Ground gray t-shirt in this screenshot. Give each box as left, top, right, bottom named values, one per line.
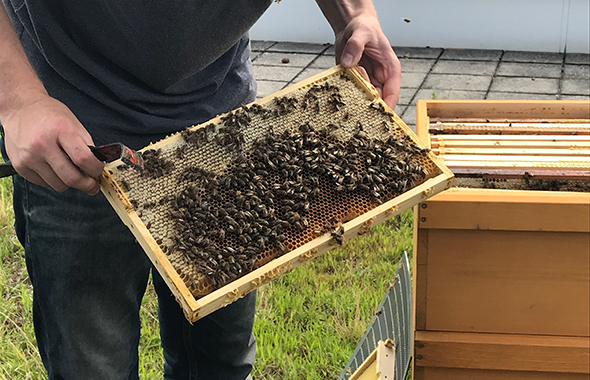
left=3, top=0, right=272, bottom=149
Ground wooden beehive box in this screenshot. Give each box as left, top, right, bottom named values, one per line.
left=412, top=100, right=590, bottom=379
left=99, top=66, right=453, bottom=322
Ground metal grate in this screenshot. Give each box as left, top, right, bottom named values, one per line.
left=338, top=252, right=412, bottom=380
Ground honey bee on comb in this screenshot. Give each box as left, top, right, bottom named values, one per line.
left=108, top=68, right=439, bottom=300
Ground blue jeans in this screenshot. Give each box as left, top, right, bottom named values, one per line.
left=12, top=175, right=257, bottom=380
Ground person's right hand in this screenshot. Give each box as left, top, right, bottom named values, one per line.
left=2, top=95, right=104, bottom=195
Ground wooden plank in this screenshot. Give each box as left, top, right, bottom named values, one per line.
left=430, top=122, right=590, bottom=128
left=428, top=187, right=590, bottom=204
left=414, top=331, right=590, bottom=373
left=440, top=154, right=590, bottom=162
left=349, top=348, right=378, bottom=380
left=416, top=99, right=431, bottom=147
left=424, top=100, right=590, bottom=120
left=429, top=123, right=590, bottom=135
left=423, top=229, right=590, bottom=336
left=412, top=205, right=425, bottom=379
left=415, top=366, right=590, bottom=380
left=431, top=139, right=590, bottom=149
left=419, top=189, right=590, bottom=232
left=431, top=134, right=590, bottom=142
left=432, top=119, right=590, bottom=124
left=450, top=168, right=590, bottom=180
left=444, top=160, right=590, bottom=171
left=413, top=207, right=428, bottom=331
left=433, top=147, right=590, bottom=156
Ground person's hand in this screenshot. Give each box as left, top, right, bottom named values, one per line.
left=2, top=95, right=104, bottom=195
left=335, top=14, right=401, bottom=109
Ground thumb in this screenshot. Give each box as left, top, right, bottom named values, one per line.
left=340, top=33, right=367, bottom=68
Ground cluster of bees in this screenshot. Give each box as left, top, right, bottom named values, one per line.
left=123, top=75, right=431, bottom=293
left=139, top=149, right=174, bottom=179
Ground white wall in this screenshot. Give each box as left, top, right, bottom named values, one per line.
left=250, top=0, right=590, bottom=53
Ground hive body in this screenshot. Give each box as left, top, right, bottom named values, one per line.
left=413, top=99, right=590, bottom=380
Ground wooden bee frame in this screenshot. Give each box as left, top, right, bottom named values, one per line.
left=413, top=99, right=590, bottom=379
left=100, top=67, right=453, bottom=322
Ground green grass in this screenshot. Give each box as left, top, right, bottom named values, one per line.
left=0, top=175, right=414, bottom=379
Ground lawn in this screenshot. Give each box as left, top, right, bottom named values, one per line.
left=0, top=175, right=413, bottom=380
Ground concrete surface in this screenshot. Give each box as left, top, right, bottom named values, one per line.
left=251, top=41, right=590, bottom=131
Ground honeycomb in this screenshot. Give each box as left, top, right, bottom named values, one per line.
left=109, top=68, right=442, bottom=298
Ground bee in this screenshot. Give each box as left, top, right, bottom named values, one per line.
left=119, top=179, right=131, bottom=192
left=331, top=224, right=345, bottom=245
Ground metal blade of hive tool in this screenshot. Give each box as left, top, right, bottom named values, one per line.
left=0, top=143, right=145, bottom=179
left=338, top=252, right=413, bottom=380
left=89, top=143, right=144, bottom=172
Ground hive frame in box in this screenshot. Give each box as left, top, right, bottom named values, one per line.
left=100, top=66, right=454, bottom=322
left=413, top=99, right=590, bottom=379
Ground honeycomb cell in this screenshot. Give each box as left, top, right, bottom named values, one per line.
left=110, top=71, right=442, bottom=298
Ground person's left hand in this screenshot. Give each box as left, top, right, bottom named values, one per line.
left=335, top=15, right=401, bottom=110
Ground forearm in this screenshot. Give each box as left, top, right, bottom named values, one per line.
left=0, top=5, right=47, bottom=121
left=315, top=0, right=378, bottom=34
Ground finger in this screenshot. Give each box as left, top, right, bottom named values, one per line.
left=356, top=63, right=383, bottom=99
left=46, top=148, right=100, bottom=194
left=21, top=161, right=69, bottom=192
left=15, top=166, right=51, bottom=189
left=340, top=31, right=370, bottom=68
left=382, top=76, right=400, bottom=110
left=59, top=133, right=104, bottom=179
left=379, top=59, right=401, bottom=109
left=356, top=65, right=371, bottom=82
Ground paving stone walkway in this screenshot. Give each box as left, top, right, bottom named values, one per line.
left=251, top=41, right=590, bottom=131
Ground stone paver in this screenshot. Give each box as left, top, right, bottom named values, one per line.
left=490, top=77, right=559, bottom=94
left=565, top=53, right=590, bottom=65
left=254, top=52, right=317, bottom=67
left=423, top=74, right=492, bottom=91
left=399, top=59, right=436, bottom=73
left=561, top=79, right=590, bottom=95
left=251, top=40, right=275, bottom=52
left=394, top=105, right=407, bottom=117
left=564, top=65, right=590, bottom=80
left=502, top=51, right=564, bottom=64
left=250, top=51, right=262, bottom=62
left=267, top=42, right=328, bottom=54
left=291, top=68, right=326, bottom=83
left=401, top=106, right=417, bottom=131
left=309, top=55, right=338, bottom=69
left=322, top=45, right=336, bottom=56
left=398, top=88, right=418, bottom=106
left=401, top=72, right=428, bottom=88
left=256, top=80, right=287, bottom=98
left=496, top=62, right=562, bottom=78
left=560, top=94, right=590, bottom=100
left=393, top=46, right=443, bottom=59
left=252, top=65, right=303, bottom=82
left=440, top=49, right=502, bottom=61
left=250, top=40, right=585, bottom=122
left=486, top=92, right=558, bottom=100
left=414, top=89, right=486, bottom=101
left=431, top=60, right=498, bottom=76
